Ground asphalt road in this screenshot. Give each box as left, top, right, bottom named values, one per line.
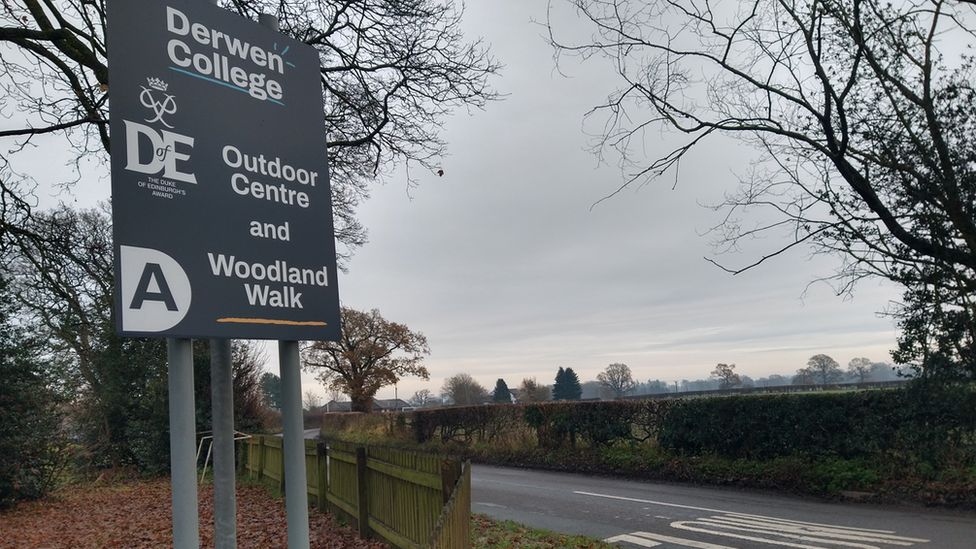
left=471, top=465, right=976, bottom=548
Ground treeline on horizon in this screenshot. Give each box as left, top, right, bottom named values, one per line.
left=423, top=357, right=909, bottom=408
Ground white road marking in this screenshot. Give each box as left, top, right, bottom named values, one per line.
left=723, top=512, right=898, bottom=535
left=603, top=534, right=663, bottom=547
left=671, top=517, right=929, bottom=549
left=474, top=502, right=507, bottom=509
left=672, top=521, right=866, bottom=549
left=575, top=490, right=929, bottom=549
left=700, top=516, right=927, bottom=544
left=676, top=520, right=882, bottom=549
left=603, top=532, right=735, bottom=549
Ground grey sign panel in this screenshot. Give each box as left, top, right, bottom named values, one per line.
left=108, top=0, right=340, bottom=340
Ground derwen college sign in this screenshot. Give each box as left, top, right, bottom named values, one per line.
left=108, top=0, right=340, bottom=340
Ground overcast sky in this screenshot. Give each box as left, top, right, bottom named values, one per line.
left=30, top=0, right=902, bottom=402
left=333, top=0, right=901, bottom=401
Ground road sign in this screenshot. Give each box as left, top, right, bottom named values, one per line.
left=108, top=0, right=340, bottom=340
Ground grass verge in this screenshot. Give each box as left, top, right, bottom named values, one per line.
left=472, top=513, right=614, bottom=548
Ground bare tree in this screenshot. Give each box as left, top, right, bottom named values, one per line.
left=408, top=388, right=434, bottom=407
left=710, top=363, right=742, bottom=390
left=551, top=0, right=976, bottom=376
left=517, top=377, right=551, bottom=403
left=597, top=363, right=637, bottom=398
left=441, top=373, right=488, bottom=406
left=302, top=307, right=430, bottom=413
left=303, top=390, right=323, bottom=411
left=6, top=205, right=114, bottom=394
left=798, top=354, right=844, bottom=385
left=848, top=357, right=874, bottom=383
left=327, top=386, right=345, bottom=404
left=0, top=0, right=500, bottom=261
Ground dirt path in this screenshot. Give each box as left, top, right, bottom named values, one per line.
left=0, top=478, right=386, bottom=548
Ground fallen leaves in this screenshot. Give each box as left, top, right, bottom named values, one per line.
left=0, top=478, right=387, bottom=548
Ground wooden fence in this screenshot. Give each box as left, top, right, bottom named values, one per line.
left=243, top=436, right=470, bottom=549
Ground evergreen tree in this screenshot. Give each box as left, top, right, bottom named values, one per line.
left=492, top=378, right=512, bottom=403
left=563, top=368, right=583, bottom=400
left=0, top=274, right=63, bottom=507
left=552, top=367, right=567, bottom=400
left=261, top=372, right=283, bottom=409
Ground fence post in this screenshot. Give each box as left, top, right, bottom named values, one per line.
left=246, top=439, right=253, bottom=479
left=257, top=436, right=266, bottom=483
left=279, top=443, right=286, bottom=496
left=355, top=446, right=370, bottom=538
left=441, top=459, right=462, bottom=504
left=317, top=443, right=328, bottom=513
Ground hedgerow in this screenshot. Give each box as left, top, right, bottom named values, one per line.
left=406, top=384, right=976, bottom=465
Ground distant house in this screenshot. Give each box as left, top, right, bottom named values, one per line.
left=321, top=398, right=411, bottom=413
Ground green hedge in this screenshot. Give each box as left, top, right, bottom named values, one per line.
left=659, top=383, right=976, bottom=461
left=408, top=384, right=976, bottom=464
left=412, top=400, right=675, bottom=449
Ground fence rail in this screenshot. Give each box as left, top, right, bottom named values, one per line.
left=243, top=435, right=470, bottom=549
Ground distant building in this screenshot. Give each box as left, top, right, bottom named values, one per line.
left=320, top=398, right=411, bottom=413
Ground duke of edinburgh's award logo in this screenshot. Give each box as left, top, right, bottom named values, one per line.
left=140, top=77, right=177, bottom=128
left=123, top=76, right=196, bottom=184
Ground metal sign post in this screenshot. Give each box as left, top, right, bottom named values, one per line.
left=279, top=340, right=310, bottom=549
left=167, top=338, right=199, bottom=549
left=210, top=338, right=236, bottom=548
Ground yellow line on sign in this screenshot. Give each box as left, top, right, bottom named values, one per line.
left=216, top=317, right=327, bottom=327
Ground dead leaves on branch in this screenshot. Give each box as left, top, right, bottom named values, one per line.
left=0, top=478, right=385, bottom=548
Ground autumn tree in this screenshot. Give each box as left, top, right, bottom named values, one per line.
left=597, top=363, right=637, bottom=398
left=517, top=377, right=551, bottom=403
left=441, top=373, right=488, bottom=406
left=303, top=307, right=430, bottom=413
left=798, top=354, right=844, bottom=385
left=492, top=379, right=513, bottom=403
left=710, top=363, right=742, bottom=390
left=0, top=0, right=499, bottom=262
left=551, top=0, right=976, bottom=379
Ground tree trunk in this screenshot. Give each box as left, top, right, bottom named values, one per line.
left=350, top=394, right=373, bottom=413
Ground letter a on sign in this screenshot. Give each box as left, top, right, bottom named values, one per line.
left=130, top=263, right=179, bottom=311
left=119, top=245, right=192, bottom=332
